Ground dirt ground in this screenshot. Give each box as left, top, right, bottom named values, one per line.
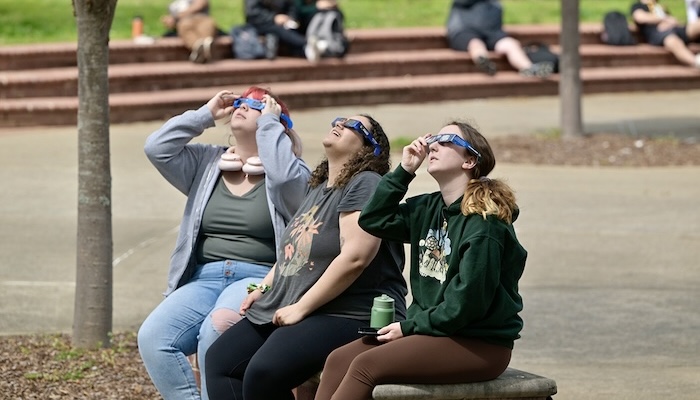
left=2, top=132, right=699, bottom=399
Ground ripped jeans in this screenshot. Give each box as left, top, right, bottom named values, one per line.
left=138, top=260, right=269, bottom=400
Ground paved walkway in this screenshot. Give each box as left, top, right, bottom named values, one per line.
left=1, top=90, right=699, bottom=399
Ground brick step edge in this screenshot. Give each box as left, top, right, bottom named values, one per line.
left=0, top=23, right=608, bottom=70
left=2, top=66, right=699, bottom=128
left=0, top=45, right=688, bottom=100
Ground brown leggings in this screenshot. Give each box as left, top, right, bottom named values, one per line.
left=314, top=335, right=511, bottom=400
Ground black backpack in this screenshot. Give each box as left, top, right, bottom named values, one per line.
left=601, top=11, right=637, bottom=46
left=305, top=10, right=349, bottom=57
left=230, top=24, right=266, bottom=59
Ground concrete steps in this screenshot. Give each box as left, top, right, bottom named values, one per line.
left=1, top=24, right=698, bottom=127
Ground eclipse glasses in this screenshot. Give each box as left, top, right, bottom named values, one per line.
left=233, top=97, right=294, bottom=129
left=426, top=134, right=482, bottom=162
left=331, top=117, right=381, bottom=156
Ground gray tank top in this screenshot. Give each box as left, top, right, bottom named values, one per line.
left=195, top=177, right=276, bottom=266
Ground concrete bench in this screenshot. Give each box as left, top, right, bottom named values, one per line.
left=294, top=367, right=557, bottom=400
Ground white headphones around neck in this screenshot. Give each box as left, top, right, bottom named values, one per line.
left=218, top=148, right=265, bottom=175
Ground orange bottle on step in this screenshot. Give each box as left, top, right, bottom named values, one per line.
left=132, top=16, right=144, bottom=39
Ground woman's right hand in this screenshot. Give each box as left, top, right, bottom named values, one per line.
left=207, top=90, right=236, bottom=121
left=401, top=134, right=430, bottom=174
left=377, top=322, right=404, bottom=342
left=161, top=15, right=176, bottom=29
left=239, top=290, right=263, bottom=315
left=658, top=16, right=678, bottom=31
left=274, top=13, right=291, bottom=26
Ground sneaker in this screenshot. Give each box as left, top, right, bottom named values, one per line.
left=265, top=34, right=278, bottom=60
left=189, top=39, right=206, bottom=64
left=201, top=36, right=214, bottom=63
left=520, top=62, right=553, bottom=78
left=317, top=39, right=329, bottom=55
left=305, top=36, right=321, bottom=63
left=534, top=61, right=554, bottom=78
left=475, top=55, right=497, bottom=76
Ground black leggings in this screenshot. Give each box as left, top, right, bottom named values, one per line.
left=315, top=335, right=512, bottom=400
left=205, top=315, right=365, bottom=400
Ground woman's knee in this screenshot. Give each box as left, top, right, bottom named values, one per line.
left=137, top=313, right=160, bottom=349
left=211, top=307, right=243, bottom=333
left=198, top=308, right=242, bottom=354
left=494, top=36, right=521, bottom=53
left=663, top=33, right=686, bottom=49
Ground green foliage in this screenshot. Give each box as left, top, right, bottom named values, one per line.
left=391, top=136, right=414, bottom=153
left=535, top=127, right=562, bottom=139
left=0, top=0, right=690, bottom=45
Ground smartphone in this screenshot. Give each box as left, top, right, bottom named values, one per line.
left=357, top=327, right=380, bottom=336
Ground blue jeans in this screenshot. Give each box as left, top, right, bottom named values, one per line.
left=137, top=260, right=269, bottom=400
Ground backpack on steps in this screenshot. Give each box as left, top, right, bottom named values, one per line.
left=305, top=9, right=349, bottom=57
left=231, top=24, right=266, bottom=59
left=601, top=11, right=637, bottom=46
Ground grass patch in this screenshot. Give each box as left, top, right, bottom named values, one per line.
left=391, top=136, right=414, bottom=153
left=0, top=0, right=689, bottom=45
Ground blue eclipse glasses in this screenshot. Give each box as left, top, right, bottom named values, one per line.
left=233, top=97, right=294, bottom=129
left=426, top=134, right=482, bottom=162
left=331, top=117, right=381, bottom=156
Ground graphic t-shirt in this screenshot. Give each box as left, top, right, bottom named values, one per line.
left=246, top=171, right=408, bottom=324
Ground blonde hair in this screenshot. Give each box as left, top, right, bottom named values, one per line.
left=461, top=178, right=517, bottom=224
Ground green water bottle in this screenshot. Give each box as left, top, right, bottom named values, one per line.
left=370, top=294, right=395, bottom=328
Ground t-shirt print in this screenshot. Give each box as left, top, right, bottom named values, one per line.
left=280, top=205, right=323, bottom=276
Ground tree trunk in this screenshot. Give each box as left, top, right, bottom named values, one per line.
left=560, top=0, right=584, bottom=138
left=72, top=0, right=117, bottom=349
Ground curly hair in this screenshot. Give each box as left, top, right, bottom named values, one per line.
left=445, top=120, right=519, bottom=223
left=309, top=114, right=391, bottom=189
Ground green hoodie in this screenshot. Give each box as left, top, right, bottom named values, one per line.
left=358, top=165, right=527, bottom=349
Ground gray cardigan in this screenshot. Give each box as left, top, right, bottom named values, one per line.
left=144, top=105, right=311, bottom=295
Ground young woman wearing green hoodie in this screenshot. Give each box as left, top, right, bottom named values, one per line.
left=315, top=120, right=527, bottom=400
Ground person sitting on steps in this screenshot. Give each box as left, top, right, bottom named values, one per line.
left=245, top=0, right=330, bottom=62
left=631, top=0, right=700, bottom=69
left=161, top=0, right=218, bottom=63
left=446, top=0, right=553, bottom=78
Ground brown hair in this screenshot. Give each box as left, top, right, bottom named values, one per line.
left=446, top=120, right=518, bottom=223
left=309, top=114, right=391, bottom=188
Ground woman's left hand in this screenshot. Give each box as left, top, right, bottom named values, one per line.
left=376, top=322, right=404, bottom=342
left=262, top=94, right=282, bottom=118
left=272, top=304, right=307, bottom=326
